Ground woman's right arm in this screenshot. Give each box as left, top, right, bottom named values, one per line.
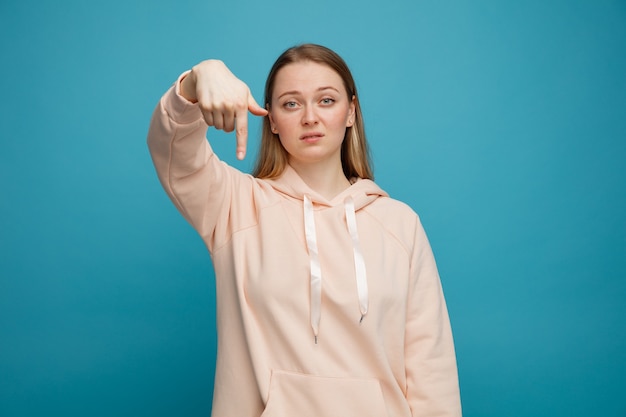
left=146, top=60, right=267, bottom=247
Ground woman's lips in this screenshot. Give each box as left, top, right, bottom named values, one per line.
left=300, top=132, right=324, bottom=142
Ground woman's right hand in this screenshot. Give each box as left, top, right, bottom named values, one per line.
left=180, top=60, right=268, bottom=160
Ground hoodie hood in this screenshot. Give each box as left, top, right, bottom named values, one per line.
left=266, top=164, right=388, bottom=210
left=266, top=165, right=388, bottom=343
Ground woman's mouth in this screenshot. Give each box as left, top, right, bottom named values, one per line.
left=300, top=132, right=324, bottom=143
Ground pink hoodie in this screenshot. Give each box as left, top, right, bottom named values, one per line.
left=147, top=74, right=462, bottom=417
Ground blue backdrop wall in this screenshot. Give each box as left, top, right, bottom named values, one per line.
left=1, top=1, right=625, bottom=416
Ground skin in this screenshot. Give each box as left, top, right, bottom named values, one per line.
left=180, top=59, right=355, bottom=199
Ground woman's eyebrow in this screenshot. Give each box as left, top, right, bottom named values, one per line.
left=277, top=86, right=340, bottom=100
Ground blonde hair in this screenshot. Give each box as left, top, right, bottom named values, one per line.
left=252, top=44, right=373, bottom=180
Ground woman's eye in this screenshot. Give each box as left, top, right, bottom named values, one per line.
left=283, top=101, right=298, bottom=109
left=320, top=98, right=335, bottom=105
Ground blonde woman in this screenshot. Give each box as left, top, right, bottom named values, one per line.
left=148, top=44, right=461, bottom=417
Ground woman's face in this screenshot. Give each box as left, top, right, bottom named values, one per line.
left=269, top=61, right=355, bottom=167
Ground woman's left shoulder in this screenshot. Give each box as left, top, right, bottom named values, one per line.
left=368, top=194, right=419, bottom=221
left=362, top=195, right=423, bottom=245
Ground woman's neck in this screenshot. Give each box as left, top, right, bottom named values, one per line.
left=288, top=158, right=351, bottom=201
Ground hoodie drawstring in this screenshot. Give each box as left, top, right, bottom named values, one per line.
left=344, top=196, right=369, bottom=322
left=303, top=195, right=369, bottom=343
left=303, top=195, right=322, bottom=343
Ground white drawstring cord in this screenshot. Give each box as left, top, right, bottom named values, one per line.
left=344, top=196, right=369, bottom=322
left=303, top=195, right=369, bottom=343
left=303, top=195, right=322, bottom=343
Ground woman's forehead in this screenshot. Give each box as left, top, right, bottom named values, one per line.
left=273, top=61, right=345, bottom=95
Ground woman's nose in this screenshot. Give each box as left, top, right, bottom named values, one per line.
left=301, top=105, right=319, bottom=125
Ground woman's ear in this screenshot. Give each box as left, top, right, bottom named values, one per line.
left=346, top=95, right=356, bottom=127
left=268, top=109, right=278, bottom=133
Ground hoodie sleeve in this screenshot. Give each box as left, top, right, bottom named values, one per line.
left=146, top=72, right=256, bottom=252
left=405, top=217, right=462, bottom=417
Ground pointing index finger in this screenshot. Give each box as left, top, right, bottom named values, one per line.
left=235, top=105, right=249, bottom=160
left=235, top=92, right=269, bottom=160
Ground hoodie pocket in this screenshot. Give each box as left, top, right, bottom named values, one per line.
left=260, top=370, right=389, bottom=417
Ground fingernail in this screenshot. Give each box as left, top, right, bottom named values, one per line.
left=237, top=151, right=244, bottom=160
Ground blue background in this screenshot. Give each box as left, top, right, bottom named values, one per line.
left=1, top=0, right=625, bottom=416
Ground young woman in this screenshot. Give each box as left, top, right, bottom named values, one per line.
left=147, top=44, right=462, bottom=417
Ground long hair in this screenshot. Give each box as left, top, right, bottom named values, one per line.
left=252, top=44, right=373, bottom=180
